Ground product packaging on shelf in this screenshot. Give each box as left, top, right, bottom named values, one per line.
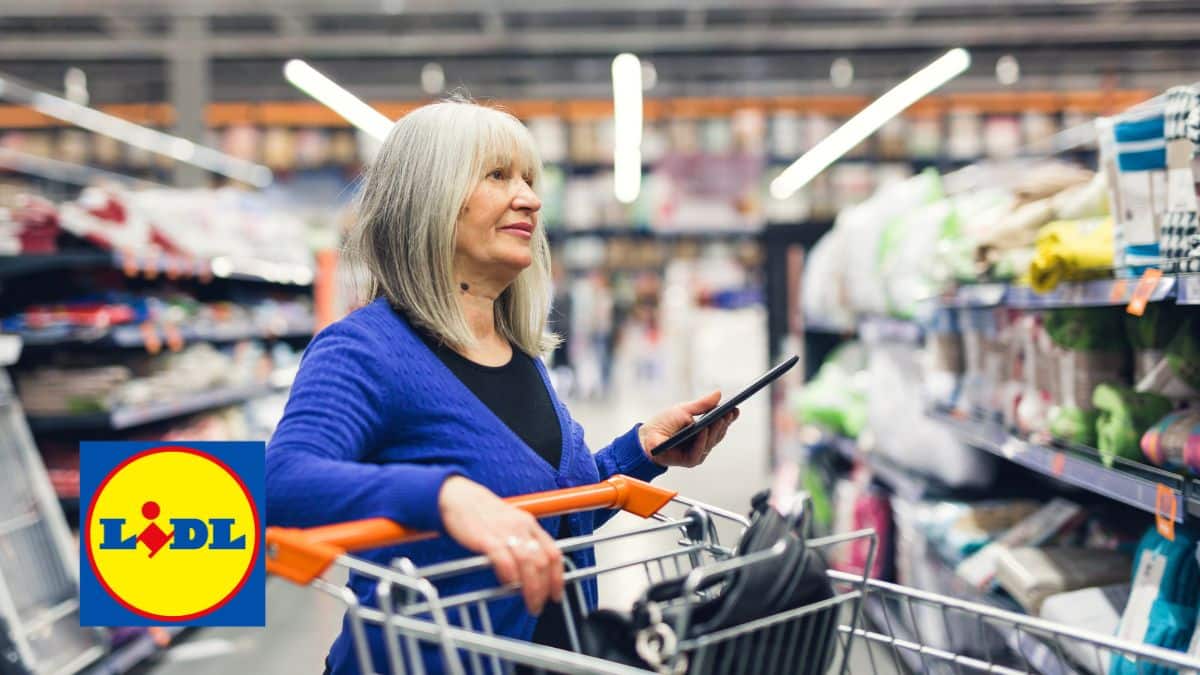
left=992, top=546, right=1132, bottom=615
left=955, top=498, right=1084, bottom=591
left=1111, top=527, right=1200, bottom=675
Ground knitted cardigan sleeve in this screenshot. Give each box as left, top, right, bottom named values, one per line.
left=265, top=320, right=460, bottom=533
left=585, top=421, right=668, bottom=529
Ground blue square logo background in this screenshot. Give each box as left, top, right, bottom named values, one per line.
left=79, top=441, right=265, bottom=627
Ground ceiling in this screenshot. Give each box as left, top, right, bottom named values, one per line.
left=0, top=0, right=1196, bottom=103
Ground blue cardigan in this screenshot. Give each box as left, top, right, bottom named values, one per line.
left=266, top=298, right=666, bottom=674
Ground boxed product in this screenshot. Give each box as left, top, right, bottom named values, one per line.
left=956, top=498, right=1084, bottom=590
left=993, top=547, right=1132, bottom=614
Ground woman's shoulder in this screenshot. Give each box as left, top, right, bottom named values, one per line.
left=309, top=298, right=418, bottom=355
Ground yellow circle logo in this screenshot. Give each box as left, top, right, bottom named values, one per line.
left=85, top=447, right=260, bottom=622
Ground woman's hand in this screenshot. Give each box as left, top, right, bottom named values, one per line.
left=437, top=476, right=564, bottom=615
left=639, top=390, right=740, bottom=467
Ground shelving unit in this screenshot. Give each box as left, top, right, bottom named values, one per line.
left=0, top=250, right=314, bottom=287
left=929, top=408, right=1194, bottom=524
left=16, top=322, right=313, bottom=351
left=27, top=376, right=294, bottom=433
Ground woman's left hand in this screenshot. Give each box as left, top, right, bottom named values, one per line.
left=639, top=390, right=739, bottom=468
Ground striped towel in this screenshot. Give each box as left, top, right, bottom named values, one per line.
left=1114, top=109, right=1167, bottom=275
left=1162, top=86, right=1200, bottom=273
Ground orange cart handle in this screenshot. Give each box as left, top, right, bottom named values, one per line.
left=266, top=474, right=677, bottom=584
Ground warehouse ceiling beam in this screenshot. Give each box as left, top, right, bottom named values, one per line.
left=0, top=16, right=1198, bottom=59
left=0, top=0, right=1183, bottom=15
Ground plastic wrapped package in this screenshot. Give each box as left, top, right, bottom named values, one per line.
left=1040, top=584, right=1131, bottom=675
left=878, top=197, right=956, bottom=319
left=801, top=227, right=855, bottom=331
left=1140, top=410, right=1200, bottom=474
left=1027, top=218, right=1115, bottom=293
left=924, top=308, right=963, bottom=407
left=955, top=498, right=1084, bottom=591
left=992, top=547, right=1132, bottom=615
left=1110, top=527, right=1200, bottom=675
left=1092, top=384, right=1173, bottom=467
left=865, top=341, right=996, bottom=487
left=840, top=170, right=943, bottom=317
left=1051, top=173, right=1111, bottom=220
left=1126, top=304, right=1182, bottom=385
left=959, top=307, right=1009, bottom=416
left=910, top=499, right=1042, bottom=566
left=793, top=342, right=868, bottom=438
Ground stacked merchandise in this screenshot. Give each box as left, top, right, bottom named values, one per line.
left=0, top=193, right=61, bottom=254
left=51, top=186, right=313, bottom=272
left=2, top=293, right=313, bottom=345
left=797, top=83, right=1200, bottom=675
left=15, top=339, right=299, bottom=417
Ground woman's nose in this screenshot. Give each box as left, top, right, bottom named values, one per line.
left=513, top=180, right=541, bottom=213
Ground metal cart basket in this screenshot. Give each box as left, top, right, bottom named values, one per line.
left=266, top=476, right=1200, bottom=675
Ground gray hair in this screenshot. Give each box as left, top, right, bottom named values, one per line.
left=347, top=98, right=558, bottom=356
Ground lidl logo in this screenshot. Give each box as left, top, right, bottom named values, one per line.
left=80, top=442, right=265, bottom=626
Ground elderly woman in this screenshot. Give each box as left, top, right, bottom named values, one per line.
left=266, top=99, right=738, bottom=674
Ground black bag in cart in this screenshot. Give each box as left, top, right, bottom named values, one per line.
left=578, top=492, right=837, bottom=674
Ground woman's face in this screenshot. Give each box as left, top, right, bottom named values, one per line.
left=454, top=156, right=542, bottom=282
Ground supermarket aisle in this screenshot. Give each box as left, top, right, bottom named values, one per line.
left=140, top=391, right=773, bottom=674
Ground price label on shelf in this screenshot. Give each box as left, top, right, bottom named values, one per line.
left=121, top=250, right=139, bottom=278
left=1127, top=268, right=1164, bottom=317
left=162, top=323, right=184, bottom=353
left=143, top=255, right=160, bottom=280
left=1051, top=452, right=1066, bottom=477
left=1109, top=279, right=1129, bottom=303
left=139, top=322, right=162, bottom=355
left=1156, top=484, right=1177, bottom=541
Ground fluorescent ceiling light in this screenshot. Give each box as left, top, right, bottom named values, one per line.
left=284, top=59, right=393, bottom=141
left=771, top=48, right=971, bottom=200
left=611, top=52, right=643, bottom=204
left=0, top=73, right=272, bottom=187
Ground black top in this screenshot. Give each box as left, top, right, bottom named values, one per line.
left=415, top=328, right=575, bottom=653
left=417, top=331, right=563, bottom=470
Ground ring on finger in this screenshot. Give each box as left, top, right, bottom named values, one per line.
left=506, top=535, right=526, bottom=549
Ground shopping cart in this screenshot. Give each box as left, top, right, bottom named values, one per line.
left=833, top=570, right=1200, bottom=675
left=266, top=475, right=876, bottom=675
left=266, top=475, right=1200, bottom=675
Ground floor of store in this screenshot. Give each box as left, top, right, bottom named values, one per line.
left=138, top=392, right=774, bottom=674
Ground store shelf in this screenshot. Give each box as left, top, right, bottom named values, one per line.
left=819, top=433, right=943, bottom=502
left=0, top=251, right=314, bottom=287
left=18, top=322, right=313, bottom=350
left=26, top=378, right=291, bottom=433
left=1005, top=276, right=1176, bottom=309
left=942, top=283, right=1009, bottom=308
left=547, top=227, right=763, bottom=242
left=1178, top=274, right=1200, bottom=305
left=930, top=408, right=1194, bottom=523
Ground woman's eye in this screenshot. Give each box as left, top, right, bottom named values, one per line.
left=523, top=175, right=534, bottom=187
left=489, top=169, right=505, bottom=180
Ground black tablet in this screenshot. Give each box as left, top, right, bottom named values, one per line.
left=650, top=355, right=799, bottom=456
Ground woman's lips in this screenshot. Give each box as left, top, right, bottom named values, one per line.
left=499, top=223, right=533, bottom=239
